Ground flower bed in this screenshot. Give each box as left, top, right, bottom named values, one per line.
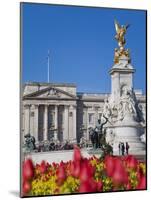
left=22, top=146, right=146, bottom=196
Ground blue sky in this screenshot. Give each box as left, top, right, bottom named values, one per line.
left=22, top=3, right=146, bottom=93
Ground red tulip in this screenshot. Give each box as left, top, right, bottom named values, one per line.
left=73, top=145, right=82, bottom=162
left=79, top=182, right=92, bottom=193
left=80, top=166, right=91, bottom=182
left=125, top=155, right=138, bottom=169
left=97, top=181, right=103, bottom=191
left=79, top=161, right=95, bottom=182
left=40, top=160, right=47, bottom=174
left=52, top=162, right=56, bottom=168
left=60, top=160, right=64, bottom=167
left=23, top=159, right=34, bottom=181
left=79, top=179, right=97, bottom=193
left=56, top=165, right=66, bottom=185
left=23, top=181, right=31, bottom=194
left=90, top=179, right=98, bottom=192
left=71, top=161, right=81, bottom=178
left=126, top=182, right=132, bottom=190
left=104, top=155, right=116, bottom=177
left=136, top=176, right=146, bottom=190
left=136, top=167, right=144, bottom=182
left=112, top=158, right=128, bottom=185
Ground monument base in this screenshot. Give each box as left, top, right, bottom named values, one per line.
left=112, top=117, right=145, bottom=156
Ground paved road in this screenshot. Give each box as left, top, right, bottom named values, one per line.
left=24, top=149, right=146, bottom=164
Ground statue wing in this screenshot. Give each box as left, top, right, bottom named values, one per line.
left=125, top=24, right=130, bottom=30
left=114, top=19, right=121, bottom=33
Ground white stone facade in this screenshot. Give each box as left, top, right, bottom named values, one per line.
left=21, top=82, right=146, bottom=145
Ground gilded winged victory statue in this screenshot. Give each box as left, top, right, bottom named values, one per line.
left=114, top=20, right=130, bottom=63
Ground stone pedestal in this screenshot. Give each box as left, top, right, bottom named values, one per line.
left=113, top=115, right=145, bottom=155
left=107, top=53, right=146, bottom=156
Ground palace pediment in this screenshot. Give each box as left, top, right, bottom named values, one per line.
left=23, top=86, right=77, bottom=100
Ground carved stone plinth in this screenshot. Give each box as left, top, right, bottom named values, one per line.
left=113, top=116, right=145, bottom=155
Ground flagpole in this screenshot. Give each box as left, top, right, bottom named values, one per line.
left=47, top=50, right=50, bottom=83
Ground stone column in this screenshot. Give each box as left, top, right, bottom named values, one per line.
left=64, top=105, right=69, bottom=140
left=69, top=105, right=76, bottom=141
left=86, top=107, right=89, bottom=141
left=24, top=104, right=30, bottom=135
left=83, top=107, right=87, bottom=140
left=72, top=105, right=77, bottom=141
left=34, top=105, right=39, bottom=143
left=54, top=105, right=58, bottom=141
left=44, top=105, right=48, bottom=141
left=30, top=105, right=35, bottom=137
left=95, top=107, right=98, bottom=126
left=21, top=107, right=25, bottom=141
left=111, top=72, right=120, bottom=102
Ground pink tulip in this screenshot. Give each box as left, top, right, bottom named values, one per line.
left=136, top=176, right=146, bottom=190
left=79, top=179, right=97, bottom=193
left=56, top=165, right=66, bottom=185
left=97, top=180, right=103, bottom=191
left=104, top=155, right=117, bottom=177
left=40, top=160, right=47, bottom=174
left=23, top=159, right=34, bottom=181
left=71, top=161, right=81, bottom=178
left=125, top=155, right=138, bottom=169
left=23, top=180, right=31, bottom=194
left=112, top=158, right=128, bottom=185
left=73, top=145, right=82, bottom=162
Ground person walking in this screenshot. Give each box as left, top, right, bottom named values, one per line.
left=118, top=142, right=121, bottom=155
left=121, top=143, right=125, bottom=156
left=126, top=142, right=130, bottom=155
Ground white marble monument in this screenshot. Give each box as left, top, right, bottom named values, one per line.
left=103, top=20, right=146, bottom=155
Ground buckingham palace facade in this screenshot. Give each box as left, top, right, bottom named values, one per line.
left=22, top=82, right=146, bottom=145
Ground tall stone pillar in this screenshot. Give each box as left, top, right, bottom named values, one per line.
left=54, top=105, right=58, bottom=141
left=64, top=105, right=69, bottom=140
left=69, top=105, right=76, bottom=141
left=30, top=105, right=35, bottom=137
left=34, top=105, right=39, bottom=143
left=72, top=105, right=77, bottom=141
left=44, top=105, right=48, bottom=141
left=94, top=107, right=98, bottom=126
left=86, top=108, right=89, bottom=141
left=83, top=107, right=88, bottom=141
left=24, top=104, right=30, bottom=135
left=109, top=56, right=135, bottom=103
left=111, top=72, right=120, bottom=102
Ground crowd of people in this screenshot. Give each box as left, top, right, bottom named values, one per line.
left=36, top=141, right=74, bottom=152
left=24, top=133, right=130, bottom=156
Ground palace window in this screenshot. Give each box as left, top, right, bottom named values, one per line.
left=88, top=113, right=94, bottom=124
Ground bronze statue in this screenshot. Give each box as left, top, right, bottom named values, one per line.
left=24, top=133, right=36, bottom=152
left=89, top=115, right=108, bottom=149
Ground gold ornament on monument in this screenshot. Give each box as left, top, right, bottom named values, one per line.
left=114, top=19, right=131, bottom=64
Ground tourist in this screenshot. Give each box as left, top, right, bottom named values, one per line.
left=126, top=142, right=130, bottom=155
left=121, top=143, right=125, bottom=156
left=118, top=142, right=121, bottom=155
